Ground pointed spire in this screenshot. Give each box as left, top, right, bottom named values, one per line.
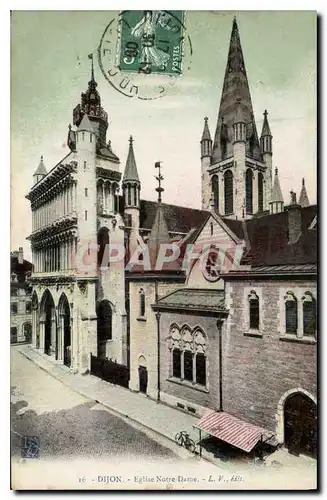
left=270, top=167, right=283, bottom=203
left=212, top=17, right=261, bottom=162
left=201, top=117, right=212, bottom=141
left=148, top=202, right=175, bottom=270
left=78, top=113, right=94, bottom=133
left=123, top=136, right=140, bottom=182
left=88, top=53, right=95, bottom=83
left=148, top=203, right=170, bottom=248
left=299, top=177, right=310, bottom=207
left=234, top=98, right=246, bottom=124
left=261, top=110, right=272, bottom=137
left=33, top=155, right=47, bottom=176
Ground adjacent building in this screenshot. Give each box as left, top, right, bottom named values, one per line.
left=10, top=248, right=33, bottom=344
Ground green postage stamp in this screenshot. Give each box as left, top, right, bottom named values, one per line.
left=117, top=11, right=185, bottom=76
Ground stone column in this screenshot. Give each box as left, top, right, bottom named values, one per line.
left=102, top=184, right=106, bottom=213
left=298, top=301, right=304, bottom=339
left=181, top=351, right=185, bottom=380
left=63, top=240, right=66, bottom=270
left=68, top=239, right=71, bottom=270
left=39, top=319, right=45, bottom=353
left=192, top=352, right=196, bottom=384
left=253, top=170, right=258, bottom=215
left=50, top=307, right=57, bottom=357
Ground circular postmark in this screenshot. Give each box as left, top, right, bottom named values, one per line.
left=97, top=10, right=193, bottom=100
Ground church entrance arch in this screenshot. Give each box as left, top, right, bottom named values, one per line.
left=138, top=355, right=148, bottom=394
left=97, top=300, right=112, bottom=358
left=284, top=392, right=317, bottom=458
left=58, top=293, right=71, bottom=367
left=40, top=290, right=56, bottom=357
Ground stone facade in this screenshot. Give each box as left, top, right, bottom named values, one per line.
left=128, top=280, right=181, bottom=399
left=159, top=311, right=222, bottom=417
left=223, top=278, right=317, bottom=440
left=10, top=249, right=33, bottom=344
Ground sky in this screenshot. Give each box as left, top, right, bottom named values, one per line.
left=10, top=10, right=317, bottom=261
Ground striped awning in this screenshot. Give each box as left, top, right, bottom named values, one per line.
left=194, top=411, right=275, bottom=453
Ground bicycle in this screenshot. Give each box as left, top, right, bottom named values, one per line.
left=174, top=430, right=196, bottom=453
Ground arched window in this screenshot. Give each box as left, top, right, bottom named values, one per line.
left=258, top=172, right=264, bottom=212
left=169, top=325, right=207, bottom=387
left=211, top=175, right=219, bottom=211
left=302, top=292, right=316, bottom=337
left=127, top=184, right=132, bottom=205
left=246, top=169, right=253, bottom=215
left=224, top=170, right=233, bottom=215
left=139, top=288, right=145, bottom=317
left=183, top=350, right=193, bottom=382
left=249, top=135, right=254, bottom=157
left=172, top=348, right=181, bottom=378
left=285, top=292, right=298, bottom=334
left=97, top=227, right=110, bottom=268
left=97, top=300, right=112, bottom=342
left=133, top=185, right=137, bottom=206
left=220, top=138, right=227, bottom=159
left=248, top=290, right=259, bottom=329
left=196, top=353, right=206, bottom=385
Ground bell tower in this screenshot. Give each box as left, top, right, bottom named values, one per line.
left=73, top=55, right=108, bottom=147
left=201, top=17, right=269, bottom=220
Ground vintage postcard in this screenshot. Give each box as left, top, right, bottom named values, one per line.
left=10, top=9, right=317, bottom=491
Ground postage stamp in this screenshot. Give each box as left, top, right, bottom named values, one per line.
left=98, top=10, right=192, bottom=100
left=117, top=11, right=185, bottom=76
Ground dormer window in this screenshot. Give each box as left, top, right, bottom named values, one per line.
left=11, top=273, right=18, bottom=283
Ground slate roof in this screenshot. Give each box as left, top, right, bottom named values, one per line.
left=139, top=200, right=209, bottom=234
left=154, top=289, right=226, bottom=312
left=120, top=195, right=316, bottom=271
left=33, top=156, right=47, bottom=176
left=212, top=17, right=261, bottom=163
left=221, top=205, right=317, bottom=267
left=123, top=137, right=139, bottom=182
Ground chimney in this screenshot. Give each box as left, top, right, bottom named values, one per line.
left=285, top=192, right=302, bottom=245
left=18, top=247, right=24, bottom=264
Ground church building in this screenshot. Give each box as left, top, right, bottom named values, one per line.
left=26, top=17, right=317, bottom=459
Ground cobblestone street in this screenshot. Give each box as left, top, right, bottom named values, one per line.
left=11, top=347, right=178, bottom=462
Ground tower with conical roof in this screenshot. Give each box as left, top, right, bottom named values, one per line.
left=122, top=136, right=141, bottom=232
left=73, top=56, right=109, bottom=148
left=260, top=109, right=273, bottom=207
left=33, top=156, right=47, bottom=185
left=298, top=178, right=310, bottom=208
left=200, top=117, right=213, bottom=209
left=269, top=168, right=284, bottom=214
left=201, top=17, right=273, bottom=219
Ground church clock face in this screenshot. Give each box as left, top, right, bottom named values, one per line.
left=202, top=249, right=220, bottom=282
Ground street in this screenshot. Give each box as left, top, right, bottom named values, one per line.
left=11, top=348, right=178, bottom=462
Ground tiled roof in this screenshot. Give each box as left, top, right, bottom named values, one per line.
left=222, top=263, right=317, bottom=278
left=155, top=288, right=226, bottom=312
